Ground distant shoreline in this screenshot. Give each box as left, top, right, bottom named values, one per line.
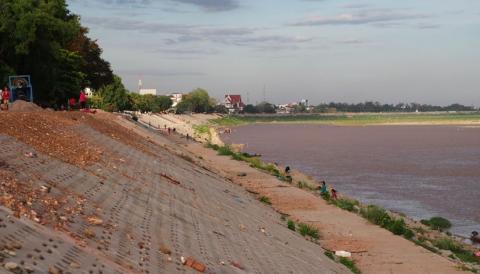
left=211, top=112, right=480, bottom=127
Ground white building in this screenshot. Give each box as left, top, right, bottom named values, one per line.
left=139, top=89, right=158, bottom=96
left=169, top=93, right=183, bottom=107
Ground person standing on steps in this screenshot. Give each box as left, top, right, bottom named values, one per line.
left=2, top=86, right=10, bottom=110
left=331, top=188, right=338, bottom=200
left=79, top=90, right=87, bottom=109
left=320, top=181, right=328, bottom=195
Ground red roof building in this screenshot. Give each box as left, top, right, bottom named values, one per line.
left=224, top=95, right=245, bottom=113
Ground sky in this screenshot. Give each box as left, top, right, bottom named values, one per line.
left=67, top=0, right=480, bottom=106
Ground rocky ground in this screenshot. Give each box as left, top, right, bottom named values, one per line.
left=0, top=110, right=348, bottom=274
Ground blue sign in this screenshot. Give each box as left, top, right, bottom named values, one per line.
left=8, top=75, right=33, bottom=102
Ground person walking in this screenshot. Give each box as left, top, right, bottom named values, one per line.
left=331, top=189, right=338, bottom=200
left=1, top=86, right=10, bottom=110
left=320, top=181, right=328, bottom=195
left=79, top=90, right=87, bottom=109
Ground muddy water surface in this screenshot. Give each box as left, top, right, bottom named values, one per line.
left=222, top=124, right=480, bottom=237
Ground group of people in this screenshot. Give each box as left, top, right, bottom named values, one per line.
left=320, top=181, right=337, bottom=199
left=284, top=165, right=338, bottom=200
left=1, top=86, right=10, bottom=110
left=67, top=90, right=87, bottom=110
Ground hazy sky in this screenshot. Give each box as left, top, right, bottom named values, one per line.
left=68, top=0, right=480, bottom=106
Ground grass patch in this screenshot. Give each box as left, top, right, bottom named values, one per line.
left=287, top=220, right=296, bottom=231
left=259, top=196, right=272, bottom=205
left=412, top=226, right=427, bottom=234
left=413, top=239, right=440, bottom=254
left=217, top=145, right=235, bottom=156
left=297, top=181, right=308, bottom=189
left=298, top=223, right=320, bottom=239
left=420, top=216, right=452, bottom=231
left=339, top=257, right=362, bottom=274
left=193, top=124, right=210, bottom=135
left=331, top=198, right=359, bottom=212
left=205, top=142, right=220, bottom=150
left=433, top=237, right=479, bottom=264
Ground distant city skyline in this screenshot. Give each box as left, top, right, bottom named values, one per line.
left=68, top=0, right=480, bottom=106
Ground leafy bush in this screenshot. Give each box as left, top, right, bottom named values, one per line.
left=339, top=257, right=361, bottom=274
left=259, top=196, right=271, bottom=205
left=420, top=217, right=452, bottom=231
left=287, top=220, right=296, bottom=231
left=388, top=219, right=407, bottom=235
left=360, top=205, right=389, bottom=225
left=403, top=229, right=414, bottom=239
left=298, top=223, right=319, bottom=239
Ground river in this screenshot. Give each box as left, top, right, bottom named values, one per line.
left=222, top=124, right=480, bottom=238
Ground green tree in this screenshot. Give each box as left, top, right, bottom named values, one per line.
left=97, top=75, right=130, bottom=112
left=67, top=27, right=113, bottom=90
left=0, top=0, right=112, bottom=106
left=176, top=88, right=215, bottom=113
left=243, top=104, right=258, bottom=113
left=256, top=102, right=276, bottom=113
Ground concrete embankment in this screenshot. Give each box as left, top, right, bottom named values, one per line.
left=0, top=110, right=347, bottom=274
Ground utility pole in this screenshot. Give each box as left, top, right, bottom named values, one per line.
left=263, top=84, right=266, bottom=102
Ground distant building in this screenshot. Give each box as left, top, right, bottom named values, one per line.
left=169, top=93, right=183, bottom=107
left=224, top=95, right=245, bottom=114
left=139, top=89, right=158, bottom=96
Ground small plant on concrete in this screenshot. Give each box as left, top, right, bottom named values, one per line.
left=324, top=251, right=334, bottom=260
left=287, top=220, right=296, bottom=231
left=259, top=196, right=272, bottom=205
left=339, top=257, right=361, bottom=274
left=298, top=223, right=319, bottom=239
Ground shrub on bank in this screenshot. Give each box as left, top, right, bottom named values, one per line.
left=421, top=217, right=452, bottom=231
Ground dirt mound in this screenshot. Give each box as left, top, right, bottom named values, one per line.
left=0, top=112, right=102, bottom=166
left=9, top=100, right=43, bottom=112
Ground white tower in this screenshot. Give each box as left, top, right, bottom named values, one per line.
left=138, top=79, right=143, bottom=92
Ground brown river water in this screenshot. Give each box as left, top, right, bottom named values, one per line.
left=222, top=124, right=480, bottom=238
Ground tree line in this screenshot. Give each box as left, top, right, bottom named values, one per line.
left=242, top=101, right=477, bottom=114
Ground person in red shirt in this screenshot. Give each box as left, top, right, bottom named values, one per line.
left=68, top=98, right=76, bottom=111
left=2, top=86, right=10, bottom=110
left=79, top=90, right=86, bottom=109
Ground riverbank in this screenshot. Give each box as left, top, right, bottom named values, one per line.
left=135, top=113, right=480, bottom=273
